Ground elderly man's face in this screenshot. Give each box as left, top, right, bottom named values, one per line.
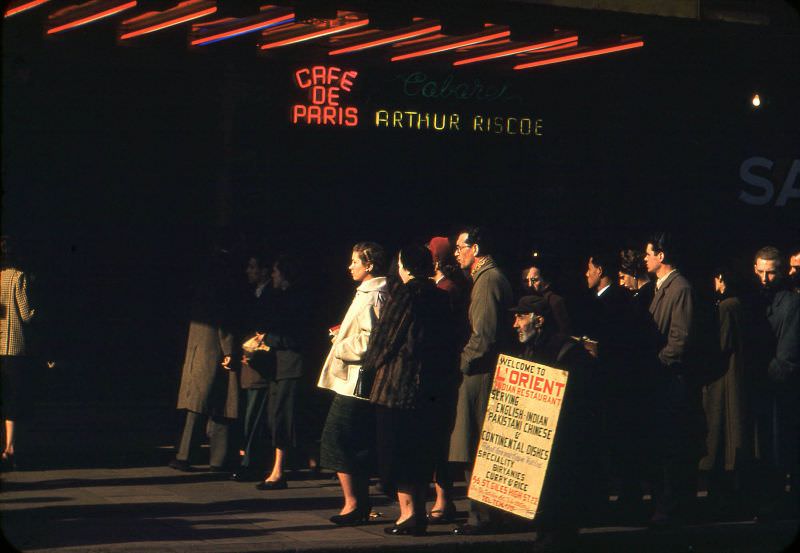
left=454, top=232, right=476, bottom=270
left=513, top=312, right=539, bottom=343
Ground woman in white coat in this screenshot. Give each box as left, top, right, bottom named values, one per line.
left=318, top=242, right=388, bottom=525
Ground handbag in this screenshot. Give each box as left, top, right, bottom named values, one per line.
left=352, top=366, right=375, bottom=400
left=242, top=334, right=275, bottom=379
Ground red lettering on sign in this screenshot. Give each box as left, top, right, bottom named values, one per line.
left=291, top=65, right=359, bottom=127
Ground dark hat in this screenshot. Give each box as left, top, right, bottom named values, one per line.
left=509, top=295, right=550, bottom=316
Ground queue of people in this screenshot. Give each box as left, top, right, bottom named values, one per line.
left=159, top=230, right=798, bottom=546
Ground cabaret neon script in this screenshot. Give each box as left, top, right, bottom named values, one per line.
left=291, top=66, right=359, bottom=127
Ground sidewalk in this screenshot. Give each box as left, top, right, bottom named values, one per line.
left=2, top=463, right=798, bottom=553
left=1, top=403, right=798, bottom=552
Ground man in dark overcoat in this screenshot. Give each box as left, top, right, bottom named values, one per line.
left=643, top=232, right=700, bottom=526
left=170, top=253, right=240, bottom=471
left=510, top=294, right=594, bottom=550
left=751, top=246, right=800, bottom=519
left=583, top=250, right=645, bottom=518
left=449, top=227, right=513, bottom=535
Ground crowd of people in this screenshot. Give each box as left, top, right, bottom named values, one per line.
left=158, top=228, right=799, bottom=546
left=3, top=230, right=798, bottom=548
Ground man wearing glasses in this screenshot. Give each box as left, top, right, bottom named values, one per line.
left=449, top=227, right=513, bottom=535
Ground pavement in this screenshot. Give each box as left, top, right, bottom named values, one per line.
left=2, top=462, right=799, bottom=553
left=1, top=403, right=798, bottom=553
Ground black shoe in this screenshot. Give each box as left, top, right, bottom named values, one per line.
left=168, top=459, right=191, bottom=472
left=452, top=523, right=493, bottom=536
left=384, top=515, right=427, bottom=536
left=428, top=501, right=457, bottom=525
left=330, top=506, right=370, bottom=526
left=255, top=478, right=288, bottom=490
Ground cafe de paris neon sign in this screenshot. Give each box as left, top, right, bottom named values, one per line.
left=290, top=65, right=543, bottom=137
left=291, top=65, right=359, bottom=127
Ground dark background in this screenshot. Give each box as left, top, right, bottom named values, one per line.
left=2, top=2, right=799, bottom=464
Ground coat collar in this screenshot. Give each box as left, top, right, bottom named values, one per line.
left=357, top=276, right=387, bottom=293
left=655, top=269, right=681, bottom=292
left=471, top=256, right=497, bottom=282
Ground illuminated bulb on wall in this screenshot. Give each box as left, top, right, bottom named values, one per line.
left=752, top=93, right=761, bottom=107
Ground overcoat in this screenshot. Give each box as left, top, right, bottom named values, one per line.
left=176, top=279, right=239, bottom=419
left=1, top=268, right=34, bottom=356
left=700, top=296, right=749, bottom=471
left=649, top=270, right=694, bottom=369
left=449, top=257, right=513, bottom=463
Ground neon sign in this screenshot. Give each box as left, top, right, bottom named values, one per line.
left=291, top=65, right=358, bottom=127
left=374, top=109, right=543, bottom=136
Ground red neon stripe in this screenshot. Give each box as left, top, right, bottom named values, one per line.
left=260, top=18, right=369, bottom=50
left=453, top=35, right=577, bottom=66
left=513, top=40, right=644, bottom=70
left=47, top=1, right=137, bottom=34
left=391, top=30, right=510, bottom=61
left=191, top=13, right=294, bottom=45
left=329, top=24, right=441, bottom=55
left=533, top=40, right=578, bottom=53
left=5, top=0, right=50, bottom=18
left=329, top=29, right=377, bottom=43
left=455, top=38, right=510, bottom=52
left=390, top=33, right=445, bottom=48
left=120, top=6, right=216, bottom=39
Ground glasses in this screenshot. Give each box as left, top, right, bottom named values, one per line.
left=454, top=244, right=472, bottom=253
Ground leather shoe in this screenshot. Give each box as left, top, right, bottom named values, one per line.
left=384, top=515, right=426, bottom=536
left=452, top=523, right=493, bottom=536
left=168, top=459, right=191, bottom=472
left=255, top=478, right=288, bottom=490
left=428, top=501, right=457, bottom=524
left=330, top=505, right=370, bottom=526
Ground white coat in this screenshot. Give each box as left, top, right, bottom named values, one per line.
left=317, top=276, right=387, bottom=398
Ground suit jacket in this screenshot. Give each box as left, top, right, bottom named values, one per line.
left=586, top=284, right=637, bottom=375
left=649, top=270, right=694, bottom=369
left=239, top=286, right=272, bottom=390
left=540, top=288, right=572, bottom=336
left=765, top=288, right=800, bottom=382
left=262, top=286, right=305, bottom=380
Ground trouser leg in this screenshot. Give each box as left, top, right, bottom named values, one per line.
left=207, top=416, right=232, bottom=468
left=176, top=411, right=205, bottom=463
left=241, top=388, right=269, bottom=469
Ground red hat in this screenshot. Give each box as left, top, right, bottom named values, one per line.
left=427, top=236, right=451, bottom=263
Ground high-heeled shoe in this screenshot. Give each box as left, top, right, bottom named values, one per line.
left=427, top=501, right=457, bottom=524
left=384, top=515, right=427, bottom=536
left=329, top=505, right=371, bottom=526
left=255, top=477, right=288, bottom=490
